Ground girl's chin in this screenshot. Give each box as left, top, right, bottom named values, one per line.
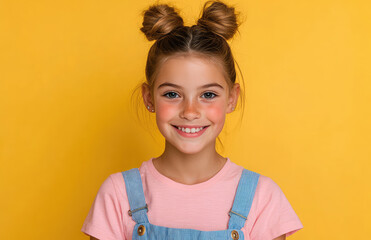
left=173, top=143, right=209, bottom=155
left=178, top=149, right=203, bottom=155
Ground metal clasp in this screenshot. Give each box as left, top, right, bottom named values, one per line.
left=228, top=210, right=247, bottom=220
left=128, top=204, right=148, bottom=216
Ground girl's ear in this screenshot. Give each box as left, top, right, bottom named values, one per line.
left=227, top=83, right=240, bottom=113
left=142, top=83, right=155, bottom=112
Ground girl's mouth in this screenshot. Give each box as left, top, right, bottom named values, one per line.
left=171, top=125, right=210, bottom=137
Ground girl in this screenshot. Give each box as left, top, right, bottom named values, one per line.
left=81, top=1, right=303, bottom=239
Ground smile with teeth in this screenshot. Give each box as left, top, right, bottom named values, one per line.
left=179, top=126, right=203, bottom=133
left=172, top=125, right=209, bottom=134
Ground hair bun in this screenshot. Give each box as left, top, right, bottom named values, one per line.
left=140, top=4, right=184, bottom=41
left=197, top=0, right=239, bottom=40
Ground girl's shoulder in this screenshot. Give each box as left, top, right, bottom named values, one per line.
left=106, top=161, right=286, bottom=208
left=246, top=172, right=304, bottom=238
left=81, top=172, right=133, bottom=239
left=255, top=173, right=283, bottom=195
left=108, top=163, right=283, bottom=197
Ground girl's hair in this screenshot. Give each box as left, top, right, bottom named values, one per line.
left=133, top=0, right=246, bottom=149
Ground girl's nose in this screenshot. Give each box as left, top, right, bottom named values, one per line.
left=180, top=100, right=201, bottom=120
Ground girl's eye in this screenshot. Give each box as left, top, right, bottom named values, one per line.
left=163, top=92, right=180, bottom=99
left=202, top=92, right=217, bottom=99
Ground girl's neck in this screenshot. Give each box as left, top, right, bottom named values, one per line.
left=152, top=141, right=227, bottom=185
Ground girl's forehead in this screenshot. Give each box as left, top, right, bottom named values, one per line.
left=154, top=54, right=228, bottom=88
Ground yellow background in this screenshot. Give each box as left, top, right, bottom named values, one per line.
left=0, top=0, right=370, bottom=239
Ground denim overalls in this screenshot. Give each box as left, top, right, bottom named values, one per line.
left=122, top=168, right=260, bottom=240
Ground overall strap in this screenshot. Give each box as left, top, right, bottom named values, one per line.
left=122, top=168, right=149, bottom=224
left=228, top=168, right=260, bottom=229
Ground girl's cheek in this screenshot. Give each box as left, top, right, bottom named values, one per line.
left=205, top=103, right=226, bottom=121
left=156, top=101, right=178, bottom=120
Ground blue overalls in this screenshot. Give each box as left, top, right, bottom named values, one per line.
left=122, top=168, right=260, bottom=240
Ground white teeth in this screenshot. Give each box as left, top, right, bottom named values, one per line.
left=177, top=126, right=205, bottom=133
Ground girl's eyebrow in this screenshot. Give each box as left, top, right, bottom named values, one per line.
left=158, top=82, right=224, bottom=89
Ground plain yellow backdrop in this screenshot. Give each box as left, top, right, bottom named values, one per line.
left=0, top=0, right=370, bottom=239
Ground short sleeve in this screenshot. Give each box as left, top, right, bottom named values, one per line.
left=81, top=175, right=125, bottom=240
left=249, top=176, right=303, bottom=240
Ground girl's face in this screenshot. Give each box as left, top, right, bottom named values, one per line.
left=144, top=54, right=239, bottom=155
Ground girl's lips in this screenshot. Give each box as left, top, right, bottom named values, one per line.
left=172, top=125, right=209, bottom=138
left=171, top=125, right=209, bottom=128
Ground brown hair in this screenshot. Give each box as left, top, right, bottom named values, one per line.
left=133, top=0, right=246, bottom=148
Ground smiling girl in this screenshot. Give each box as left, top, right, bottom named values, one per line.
left=81, top=1, right=303, bottom=239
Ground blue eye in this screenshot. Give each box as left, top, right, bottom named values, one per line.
left=202, top=92, right=217, bottom=99
left=163, top=92, right=180, bottom=99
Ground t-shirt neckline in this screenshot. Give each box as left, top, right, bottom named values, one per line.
left=146, top=157, right=231, bottom=191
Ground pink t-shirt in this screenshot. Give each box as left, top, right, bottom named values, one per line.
left=81, top=158, right=303, bottom=240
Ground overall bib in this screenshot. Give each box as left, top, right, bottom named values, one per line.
left=122, top=168, right=260, bottom=240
